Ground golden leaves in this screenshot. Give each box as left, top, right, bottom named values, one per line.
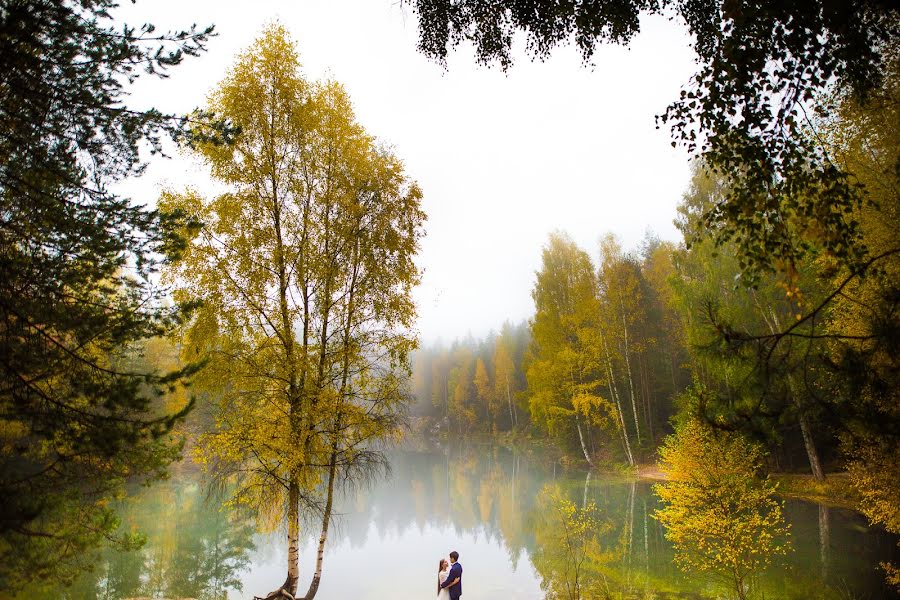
left=163, top=23, right=425, bottom=535
left=654, top=418, right=791, bottom=596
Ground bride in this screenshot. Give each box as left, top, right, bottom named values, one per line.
left=437, top=558, right=451, bottom=599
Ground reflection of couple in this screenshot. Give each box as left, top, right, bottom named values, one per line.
left=436, top=550, right=462, bottom=599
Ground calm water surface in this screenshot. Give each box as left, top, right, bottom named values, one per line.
left=35, top=443, right=899, bottom=599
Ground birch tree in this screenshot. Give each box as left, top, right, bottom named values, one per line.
left=598, top=235, right=645, bottom=461
left=527, top=233, right=618, bottom=466
left=161, top=25, right=424, bottom=600
left=493, top=334, right=518, bottom=430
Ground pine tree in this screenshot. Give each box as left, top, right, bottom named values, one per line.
left=0, top=1, right=220, bottom=589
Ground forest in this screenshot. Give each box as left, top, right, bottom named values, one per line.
left=1, top=1, right=898, bottom=599
left=410, top=140, right=898, bottom=480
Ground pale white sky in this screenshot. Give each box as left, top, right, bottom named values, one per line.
left=117, top=0, right=697, bottom=343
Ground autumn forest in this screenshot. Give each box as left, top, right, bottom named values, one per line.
left=1, top=1, right=898, bottom=599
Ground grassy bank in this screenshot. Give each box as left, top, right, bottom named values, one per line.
left=769, top=472, right=861, bottom=510
left=637, top=465, right=861, bottom=510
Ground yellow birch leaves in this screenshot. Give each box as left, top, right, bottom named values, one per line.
left=654, top=414, right=790, bottom=599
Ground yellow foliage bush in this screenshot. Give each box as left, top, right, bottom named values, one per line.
left=654, top=417, right=790, bottom=600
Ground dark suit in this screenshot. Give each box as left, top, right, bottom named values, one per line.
left=441, top=561, right=462, bottom=599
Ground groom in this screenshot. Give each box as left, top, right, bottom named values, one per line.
left=441, top=550, right=462, bottom=599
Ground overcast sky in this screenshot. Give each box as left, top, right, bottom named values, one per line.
left=117, top=0, right=697, bottom=343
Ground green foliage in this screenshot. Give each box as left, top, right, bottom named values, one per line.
left=0, top=0, right=218, bottom=589
left=667, top=50, right=900, bottom=589
left=671, top=164, right=829, bottom=451
left=412, top=0, right=899, bottom=282
left=819, top=53, right=900, bottom=588
left=654, top=412, right=791, bottom=600
left=670, top=51, right=900, bottom=584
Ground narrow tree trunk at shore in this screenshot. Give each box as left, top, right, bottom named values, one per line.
left=262, top=479, right=300, bottom=599
left=764, top=305, right=826, bottom=481
left=601, top=333, right=635, bottom=466
left=621, top=311, right=642, bottom=448
left=796, top=391, right=826, bottom=481
left=576, top=413, right=594, bottom=467
left=301, top=451, right=338, bottom=600
left=287, top=479, right=300, bottom=595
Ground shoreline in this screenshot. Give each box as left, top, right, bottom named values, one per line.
left=635, top=463, right=861, bottom=510
left=406, top=431, right=865, bottom=512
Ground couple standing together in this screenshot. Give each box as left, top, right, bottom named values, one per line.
left=436, top=551, right=462, bottom=599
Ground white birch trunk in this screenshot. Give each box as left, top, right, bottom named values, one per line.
left=621, top=311, right=642, bottom=446
left=601, top=332, right=635, bottom=466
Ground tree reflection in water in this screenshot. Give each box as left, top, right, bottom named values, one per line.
left=25, top=480, right=255, bottom=600
left=19, top=443, right=898, bottom=599
left=366, top=445, right=896, bottom=600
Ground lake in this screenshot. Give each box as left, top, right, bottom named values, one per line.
left=30, top=442, right=900, bottom=599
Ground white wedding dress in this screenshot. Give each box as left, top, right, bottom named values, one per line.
left=437, top=567, right=451, bottom=599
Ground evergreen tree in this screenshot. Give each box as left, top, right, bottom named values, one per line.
left=0, top=0, right=220, bottom=589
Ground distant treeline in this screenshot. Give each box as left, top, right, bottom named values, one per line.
left=409, top=233, right=692, bottom=464
left=410, top=321, right=532, bottom=432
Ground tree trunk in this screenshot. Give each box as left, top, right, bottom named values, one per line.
left=505, top=375, right=515, bottom=430
left=277, top=478, right=301, bottom=599
left=576, top=414, right=594, bottom=467
left=621, top=311, right=642, bottom=447
left=301, top=452, right=337, bottom=600
left=763, top=305, right=825, bottom=481
left=601, top=333, right=635, bottom=466
left=268, top=184, right=301, bottom=600
left=796, top=390, right=825, bottom=481
left=734, top=571, right=747, bottom=600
